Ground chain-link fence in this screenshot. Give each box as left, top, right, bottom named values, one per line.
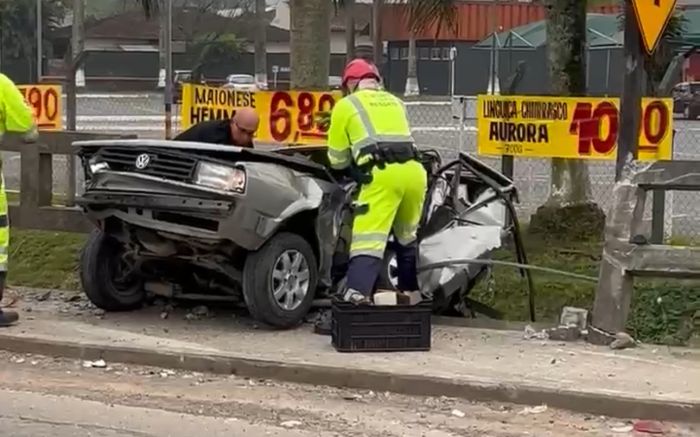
left=7, top=91, right=696, bottom=244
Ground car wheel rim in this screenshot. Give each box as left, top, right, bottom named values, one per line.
left=271, top=249, right=310, bottom=311
left=106, top=250, right=139, bottom=295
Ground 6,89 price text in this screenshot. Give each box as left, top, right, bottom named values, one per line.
left=269, top=91, right=337, bottom=143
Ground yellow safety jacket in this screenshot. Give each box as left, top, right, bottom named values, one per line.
left=0, top=73, right=36, bottom=273
left=327, top=89, right=414, bottom=169
left=0, top=73, right=36, bottom=139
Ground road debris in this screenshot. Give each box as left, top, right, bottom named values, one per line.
left=547, top=325, right=581, bottom=342
left=451, top=409, right=466, bottom=418
left=82, top=359, right=107, bottom=369
left=610, top=332, right=636, bottom=350
left=35, top=290, right=52, bottom=302
left=610, top=423, right=634, bottom=433
left=280, top=420, right=302, bottom=428
left=523, top=325, right=548, bottom=340
left=518, top=405, right=548, bottom=415
left=185, top=305, right=210, bottom=320
left=633, top=420, right=665, bottom=434
left=560, top=306, right=589, bottom=331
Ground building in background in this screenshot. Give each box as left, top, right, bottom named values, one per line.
left=380, top=0, right=700, bottom=96
left=41, top=1, right=371, bottom=91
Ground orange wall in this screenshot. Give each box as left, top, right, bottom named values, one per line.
left=381, top=2, right=622, bottom=42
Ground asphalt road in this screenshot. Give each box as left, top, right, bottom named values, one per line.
left=6, top=92, right=700, bottom=239
left=2, top=350, right=695, bottom=437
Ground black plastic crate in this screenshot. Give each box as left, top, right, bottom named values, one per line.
left=331, top=299, right=432, bottom=352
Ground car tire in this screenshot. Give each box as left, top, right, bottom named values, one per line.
left=80, top=230, right=145, bottom=311
left=242, top=232, right=318, bottom=329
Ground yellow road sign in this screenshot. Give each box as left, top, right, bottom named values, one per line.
left=632, top=0, right=678, bottom=54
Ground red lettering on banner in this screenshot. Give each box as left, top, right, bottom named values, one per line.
left=20, top=85, right=60, bottom=128
left=570, top=101, right=619, bottom=155
left=570, top=99, right=669, bottom=156
left=270, top=91, right=294, bottom=142
left=269, top=91, right=337, bottom=143
left=640, top=100, right=669, bottom=152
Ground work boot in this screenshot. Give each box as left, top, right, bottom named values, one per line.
left=0, top=309, right=18, bottom=327
left=343, top=288, right=372, bottom=305
left=0, top=272, right=18, bottom=327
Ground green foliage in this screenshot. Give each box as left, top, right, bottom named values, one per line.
left=469, top=231, right=699, bottom=347
left=189, top=33, right=244, bottom=80
left=628, top=282, right=700, bottom=346
left=404, top=0, right=458, bottom=36
left=8, top=229, right=85, bottom=290
left=0, top=0, right=67, bottom=59
left=590, top=0, right=688, bottom=92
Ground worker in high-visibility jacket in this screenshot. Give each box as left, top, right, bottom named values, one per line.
left=0, top=73, right=38, bottom=326
left=327, top=59, right=427, bottom=304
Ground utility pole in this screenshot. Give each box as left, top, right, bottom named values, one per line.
left=345, top=0, right=356, bottom=63
left=67, top=0, right=84, bottom=131
left=37, top=0, right=43, bottom=81
left=164, top=0, right=173, bottom=139
left=615, top=0, right=644, bottom=181
left=254, top=0, right=268, bottom=88
left=372, top=0, right=383, bottom=66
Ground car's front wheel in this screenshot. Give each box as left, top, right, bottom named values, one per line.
left=242, top=232, right=318, bottom=329
left=80, top=230, right=145, bottom=311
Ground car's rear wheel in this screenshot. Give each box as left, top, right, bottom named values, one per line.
left=242, top=232, right=318, bottom=329
left=80, top=230, right=145, bottom=311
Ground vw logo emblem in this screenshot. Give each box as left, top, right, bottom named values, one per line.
left=134, top=153, right=151, bottom=170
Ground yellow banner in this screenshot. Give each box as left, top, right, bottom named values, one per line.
left=180, top=84, right=343, bottom=145
left=18, top=84, right=63, bottom=131
left=477, top=95, right=673, bottom=160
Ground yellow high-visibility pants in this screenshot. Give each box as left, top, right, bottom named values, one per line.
left=0, top=174, right=8, bottom=273
left=350, top=160, right=427, bottom=259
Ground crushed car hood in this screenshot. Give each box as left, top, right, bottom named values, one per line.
left=74, top=139, right=335, bottom=182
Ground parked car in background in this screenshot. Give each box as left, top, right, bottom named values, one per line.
left=222, top=74, right=258, bottom=92
left=173, top=70, right=205, bottom=104
left=329, top=76, right=342, bottom=90
left=672, top=81, right=700, bottom=119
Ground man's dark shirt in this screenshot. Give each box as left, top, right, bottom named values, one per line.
left=174, top=118, right=253, bottom=147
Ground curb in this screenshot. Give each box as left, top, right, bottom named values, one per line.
left=0, top=332, right=697, bottom=423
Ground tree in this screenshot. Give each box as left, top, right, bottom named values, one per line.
left=394, top=0, right=459, bottom=97
left=528, top=1, right=687, bottom=241
left=290, top=0, right=331, bottom=89
left=0, top=0, right=67, bottom=82
left=526, top=0, right=607, bottom=241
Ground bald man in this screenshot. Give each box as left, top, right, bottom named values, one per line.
left=175, top=107, right=260, bottom=147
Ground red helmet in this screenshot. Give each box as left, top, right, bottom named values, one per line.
left=341, top=58, right=381, bottom=89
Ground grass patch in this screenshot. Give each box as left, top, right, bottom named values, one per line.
left=4, top=227, right=698, bottom=346
left=8, top=229, right=86, bottom=290
left=470, top=233, right=699, bottom=346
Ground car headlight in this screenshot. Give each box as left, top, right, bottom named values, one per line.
left=88, top=155, right=109, bottom=174
left=194, top=162, right=246, bottom=193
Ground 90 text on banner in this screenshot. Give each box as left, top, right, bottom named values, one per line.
left=17, top=84, right=63, bottom=131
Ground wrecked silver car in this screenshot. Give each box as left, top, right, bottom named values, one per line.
left=75, top=139, right=530, bottom=328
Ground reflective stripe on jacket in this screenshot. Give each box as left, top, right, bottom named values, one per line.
left=326, top=89, right=413, bottom=169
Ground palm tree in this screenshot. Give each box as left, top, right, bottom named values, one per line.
left=401, top=0, right=459, bottom=97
